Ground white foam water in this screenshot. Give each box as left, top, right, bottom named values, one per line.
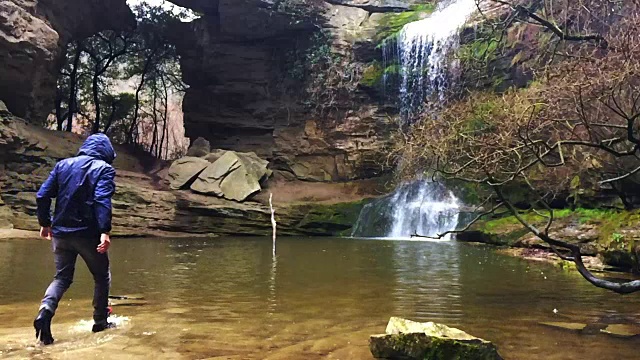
left=398, top=0, right=478, bottom=120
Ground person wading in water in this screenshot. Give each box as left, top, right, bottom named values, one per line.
left=33, top=133, right=117, bottom=345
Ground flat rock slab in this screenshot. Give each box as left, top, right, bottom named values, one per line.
left=167, top=157, right=210, bottom=190
left=191, top=151, right=269, bottom=202
left=370, top=317, right=503, bottom=360
left=601, top=324, right=640, bottom=338
left=540, top=322, right=588, bottom=332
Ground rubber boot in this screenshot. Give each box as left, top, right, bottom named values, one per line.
left=92, top=321, right=116, bottom=333
left=33, top=308, right=54, bottom=345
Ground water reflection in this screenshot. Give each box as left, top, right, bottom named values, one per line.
left=1, top=237, right=640, bottom=359
left=388, top=240, right=462, bottom=321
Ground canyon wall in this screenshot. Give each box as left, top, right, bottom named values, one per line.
left=0, top=0, right=134, bottom=122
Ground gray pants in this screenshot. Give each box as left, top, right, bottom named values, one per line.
left=40, top=237, right=111, bottom=323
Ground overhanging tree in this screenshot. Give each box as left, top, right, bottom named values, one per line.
left=397, top=0, right=640, bottom=294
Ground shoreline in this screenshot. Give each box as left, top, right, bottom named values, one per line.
left=0, top=229, right=39, bottom=240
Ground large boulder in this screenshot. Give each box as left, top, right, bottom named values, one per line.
left=191, top=151, right=269, bottom=202
left=167, top=157, right=210, bottom=190
left=370, top=317, right=503, bottom=360
left=185, top=137, right=211, bottom=157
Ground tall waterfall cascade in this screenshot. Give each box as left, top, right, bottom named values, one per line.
left=352, top=0, right=477, bottom=239
left=398, top=0, right=479, bottom=120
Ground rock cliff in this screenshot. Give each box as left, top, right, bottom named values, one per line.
left=170, top=0, right=415, bottom=181
left=0, top=0, right=134, bottom=123
left=0, top=103, right=374, bottom=237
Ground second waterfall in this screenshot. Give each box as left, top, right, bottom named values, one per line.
left=353, top=0, right=478, bottom=238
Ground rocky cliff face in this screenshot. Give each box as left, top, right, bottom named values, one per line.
left=0, top=102, right=372, bottom=236
left=0, top=0, right=134, bottom=123
left=171, top=0, right=418, bottom=182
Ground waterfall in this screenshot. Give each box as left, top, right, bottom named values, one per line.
left=352, top=181, right=460, bottom=239
left=398, top=0, right=478, bottom=121
left=352, top=0, right=477, bottom=239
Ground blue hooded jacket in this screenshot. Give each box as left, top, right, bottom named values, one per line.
left=36, top=133, right=117, bottom=238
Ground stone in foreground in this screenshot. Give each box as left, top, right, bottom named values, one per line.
left=370, top=317, right=503, bottom=360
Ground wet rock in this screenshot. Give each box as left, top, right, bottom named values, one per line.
left=602, top=249, right=637, bottom=272
left=369, top=317, right=503, bottom=360
left=191, top=151, right=269, bottom=201
left=600, top=324, right=640, bottom=338
left=540, top=322, right=640, bottom=338
left=167, top=157, right=210, bottom=190
left=540, top=322, right=588, bottom=332
left=185, top=137, right=211, bottom=157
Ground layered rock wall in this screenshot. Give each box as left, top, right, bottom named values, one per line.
left=0, top=104, right=369, bottom=236
left=0, top=0, right=134, bottom=123
left=171, top=0, right=415, bottom=181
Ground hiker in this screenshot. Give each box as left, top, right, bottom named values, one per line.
left=33, top=133, right=117, bottom=345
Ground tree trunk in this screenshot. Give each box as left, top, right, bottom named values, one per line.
left=159, top=75, right=169, bottom=160
left=128, top=51, right=156, bottom=144
left=66, top=43, right=82, bottom=132
left=91, top=71, right=101, bottom=134
left=55, top=89, right=64, bottom=131
left=150, top=84, right=158, bottom=156
left=104, top=99, right=118, bottom=134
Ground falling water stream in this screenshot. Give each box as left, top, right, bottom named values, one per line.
left=398, top=0, right=478, bottom=120
left=354, top=0, right=478, bottom=238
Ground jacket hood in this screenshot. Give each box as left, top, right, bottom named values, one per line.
left=77, top=133, right=116, bottom=164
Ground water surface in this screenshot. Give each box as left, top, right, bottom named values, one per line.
left=1, top=237, right=639, bottom=359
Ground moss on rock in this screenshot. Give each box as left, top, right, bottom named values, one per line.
left=360, top=62, right=384, bottom=88
left=375, top=3, right=437, bottom=43
left=464, top=208, right=640, bottom=272
left=293, top=199, right=370, bottom=236
left=370, top=317, right=503, bottom=360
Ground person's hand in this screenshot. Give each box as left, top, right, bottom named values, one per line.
left=40, top=227, right=52, bottom=240
left=97, top=233, right=110, bottom=254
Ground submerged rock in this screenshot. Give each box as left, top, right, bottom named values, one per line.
left=600, top=324, right=640, bottom=338
left=540, top=321, right=640, bottom=338
left=167, top=157, right=210, bottom=190
left=370, top=317, right=503, bottom=360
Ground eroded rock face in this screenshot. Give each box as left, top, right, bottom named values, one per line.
left=172, top=0, right=398, bottom=182
left=0, top=0, right=134, bottom=122
left=0, top=106, right=369, bottom=236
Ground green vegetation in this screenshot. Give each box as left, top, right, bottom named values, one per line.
left=477, top=208, right=640, bottom=253
left=53, top=1, right=189, bottom=159
left=375, top=3, right=436, bottom=43
left=360, top=62, right=384, bottom=88
left=295, top=199, right=369, bottom=236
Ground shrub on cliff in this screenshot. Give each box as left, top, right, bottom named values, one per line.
left=395, top=0, right=640, bottom=294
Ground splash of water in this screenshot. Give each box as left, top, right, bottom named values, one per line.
left=398, top=0, right=478, bottom=120
left=351, top=181, right=460, bottom=239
